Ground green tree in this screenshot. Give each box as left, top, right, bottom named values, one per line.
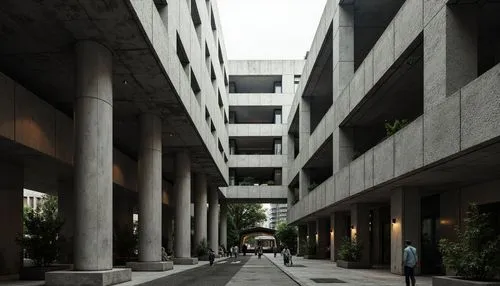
left=275, top=222, right=297, bottom=254
left=18, top=195, right=64, bottom=266
left=226, top=204, right=266, bottom=247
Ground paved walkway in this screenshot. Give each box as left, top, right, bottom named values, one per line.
left=226, top=255, right=299, bottom=286
left=265, top=254, right=433, bottom=286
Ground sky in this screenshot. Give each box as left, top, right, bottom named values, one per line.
left=216, top=0, right=328, bottom=60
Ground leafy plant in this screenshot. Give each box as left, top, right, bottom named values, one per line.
left=306, top=238, right=316, bottom=255
left=196, top=238, right=209, bottom=257
left=384, top=119, right=409, bottom=136
left=338, top=236, right=362, bottom=262
left=439, top=204, right=500, bottom=281
left=275, top=222, right=298, bottom=254
left=18, top=195, right=64, bottom=266
left=308, top=181, right=319, bottom=191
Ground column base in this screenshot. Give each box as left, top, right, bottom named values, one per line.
left=173, top=257, right=198, bottom=265
left=45, top=268, right=131, bottom=286
left=126, top=261, right=173, bottom=272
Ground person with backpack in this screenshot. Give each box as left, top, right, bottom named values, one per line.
left=208, top=248, right=215, bottom=266
left=403, top=240, right=418, bottom=286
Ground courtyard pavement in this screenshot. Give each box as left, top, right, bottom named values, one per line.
left=265, top=253, right=433, bottom=286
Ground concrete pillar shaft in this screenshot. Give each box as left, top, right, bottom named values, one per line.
left=74, top=41, right=113, bottom=271
left=174, top=150, right=191, bottom=258
left=0, top=163, right=23, bottom=276
left=350, top=204, right=371, bottom=266
left=193, top=173, right=208, bottom=247
left=219, top=202, right=228, bottom=249
left=137, top=113, right=162, bottom=262
left=391, top=188, right=421, bottom=275
left=331, top=212, right=348, bottom=261
left=207, top=187, right=219, bottom=251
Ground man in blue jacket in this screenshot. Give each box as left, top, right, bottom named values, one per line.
left=403, top=240, right=418, bottom=286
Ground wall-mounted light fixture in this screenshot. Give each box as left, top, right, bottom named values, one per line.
left=392, top=218, right=397, bottom=224
left=351, top=225, right=355, bottom=229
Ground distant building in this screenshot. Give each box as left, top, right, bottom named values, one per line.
left=268, top=204, right=287, bottom=229
left=23, top=189, right=45, bottom=210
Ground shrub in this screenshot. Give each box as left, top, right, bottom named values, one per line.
left=338, top=236, right=362, bottom=262
left=384, top=119, right=409, bottom=136
left=196, top=238, right=209, bottom=257
left=18, top=195, right=64, bottom=266
left=439, top=204, right=500, bottom=281
left=275, top=222, right=297, bottom=254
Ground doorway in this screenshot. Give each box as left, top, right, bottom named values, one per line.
left=421, top=195, right=442, bottom=274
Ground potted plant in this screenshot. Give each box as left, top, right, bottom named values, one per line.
left=303, top=239, right=317, bottom=259
left=337, top=236, right=365, bottom=269
left=196, top=238, right=210, bottom=261
left=434, top=204, right=500, bottom=286
left=297, top=239, right=307, bottom=257
left=384, top=119, right=409, bottom=136
left=17, top=195, right=70, bottom=280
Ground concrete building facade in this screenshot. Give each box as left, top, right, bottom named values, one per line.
left=268, top=203, right=288, bottom=230
left=220, top=60, right=304, bottom=206
left=0, top=0, right=231, bottom=284
left=286, top=0, right=500, bottom=275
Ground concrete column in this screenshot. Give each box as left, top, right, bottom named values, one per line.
left=391, top=188, right=420, bottom=275
left=299, top=98, right=310, bottom=150
left=219, top=202, right=228, bottom=249
left=193, top=173, right=207, bottom=247
left=297, top=225, right=307, bottom=256
left=306, top=221, right=316, bottom=256
left=47, top=41, right=132, bottom=285
left=137, top=113, right=162, bottom=263
left=331, top=211, right=348, bottom=261
left=207, top=187, right=219, bottom=252
left=299, top=169, right=310, bottom=199
left=58, top=180, right=75, bottom=264
left=350, top=204, right=371, bottom=266
left=316, top=218, right=330, bottom=259
left=173, top=151, right=197, bottom=264
left=0, top=163, right=23, bottom=276
left=423, top=5, right=478, bottom=111
left=73, top=41, right=114, bottom=271
left=332, top=5, right=354, bottom=102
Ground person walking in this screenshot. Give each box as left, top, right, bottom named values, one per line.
left=257, top=246, right=263, bottom=259
left=208, top=248, right=215, bottom=266
left=403, top=240, right=418, bottom=286
left=282, top=245, right=291, bottom=266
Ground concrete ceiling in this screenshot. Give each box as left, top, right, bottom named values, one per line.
left=230, top=106, right=281, bottom=124
left=0, top=0, right=226, bottom=185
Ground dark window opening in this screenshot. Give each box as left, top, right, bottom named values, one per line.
left=191, top=0, right=202, bottom=46
left=228, top=75, right=283, bottom=93
left=176, top=33, right=190, bottom=75
left=229, top=106, right=282, bottom=124
left=229, top=137, right=283, bottom=155
left=218, top=90, right=223, bottom=108
left=294, top=75, right=300, bottom=92
left=478, top=3, right=500, bottom=76
left=230, top=168, right=282, bottom=186
left=303, top=137, right=333, bottom=192
left=274, top=81, right=282, bottom=93
left=191, top=70, right=201, bottom=105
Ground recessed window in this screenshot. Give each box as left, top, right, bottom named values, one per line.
left=294, top=75, right=301, bottom=92
left=274, top=109, right=282, bottom=124
left=176, top=33, right=189, bottom=75
left=274, top=81, right=282, bottom=93
left=191, top=70, right=201, bottom=105
left=190, top=0, right=202, bottom=46
left=274, top=139, right=282, bottom=155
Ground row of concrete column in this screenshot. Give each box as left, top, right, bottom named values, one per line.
left=44, top=40, right=226, bottom=285
left=297, top=188, right=419, bottom=275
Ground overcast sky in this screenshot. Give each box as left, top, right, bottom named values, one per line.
left=216, top=0, right=327, bottom=60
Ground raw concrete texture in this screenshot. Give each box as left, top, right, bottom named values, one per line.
left=349, top=155, right=365, bottom=195
left=193, top=173, right=208, bottom=247
left=334, top=166, right=350, bottom=202
left=394, top=117, right=423, bottom=177
left=0, top=163, right=23, bottom=276
left=373, top=22, right=395, bottom=84
left=349, top=63, right=365, bottom=111
left=173, top=257, right=199, bottom=265
left=0, top=73, right=15, bottom=140
left=364, top=51, right=374, bottom=93
left=424, top=0, right=446, bottom=27
left=364, top=148, right=374, bottom=189
left=174, top=150, right=192, bottom=259
left=73, top=41, right=113, bottom=271
left=208, top=187, right=219, bottom=251
left=126, top=261, right=173, bottom=272
left=373, top=136, right=395, bottom=186
left=45, top=268, right=131, bottom=286
left=394, top=0, right=423, bottom=59
left=137, top=113, right=162, bottom=263
left=424, top=92, right=460, bottom=165
left=460, top=63, right=500, bottom=150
